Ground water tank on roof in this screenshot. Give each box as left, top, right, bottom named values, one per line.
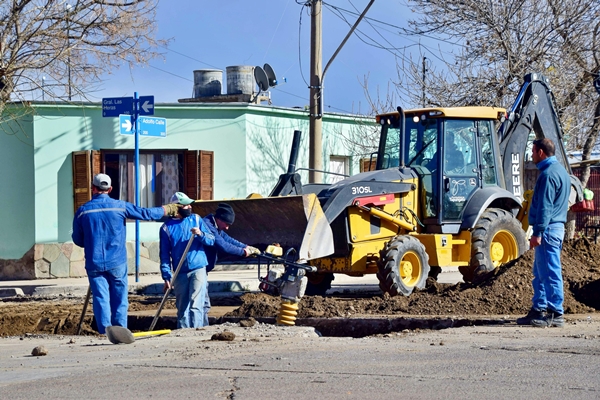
left=193, top=69, right=222, bottom=97
left=226, top=66, right=255, bottom=95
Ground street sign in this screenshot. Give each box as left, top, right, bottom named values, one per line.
left=103, top=97, right=133, bottom=117
left=139, top=95, right=155, bottom=116
left=119, top=114, right=133, bottom=135
left=139, top=116, right=167, bottom=137
left=119, top=114, right=167, bottom=138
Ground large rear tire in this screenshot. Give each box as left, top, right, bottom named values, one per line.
left=305, top=272, right=335, bottom=296
left=459, top=208, right=528, bottom=283
left=377, top=235, right=430, bottom=297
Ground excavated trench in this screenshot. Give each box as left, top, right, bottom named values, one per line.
left=2, top=238, right=600, bottom=338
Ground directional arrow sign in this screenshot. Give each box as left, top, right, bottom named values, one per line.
left=103, top=97, right=133, bottom=117
left=120, top=115, right=167, bottom=138
left=139, top=95, right=155, bottom=116
left=119, top=114, right=133, bottom=135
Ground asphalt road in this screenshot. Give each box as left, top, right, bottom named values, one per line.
left=1, top=319, right=599, bottom=399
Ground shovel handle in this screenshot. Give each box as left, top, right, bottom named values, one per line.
left=133, top=329, right=171, bottom=338
left=149, top=234, right=195, bottom=331
left=77, top=286, right=92, bottom=335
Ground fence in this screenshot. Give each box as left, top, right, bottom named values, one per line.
left=572, top=168, right=600, bottom=232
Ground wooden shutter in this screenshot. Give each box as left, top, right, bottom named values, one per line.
left=72, top=151, right=91, bottom=213
left=184, top=150, right=214, bottom=201
left=199, top=150, right=214, bottom=200
left=72, top=150, right=101, bottom=213
left=184, top=150, right=200, bottom=199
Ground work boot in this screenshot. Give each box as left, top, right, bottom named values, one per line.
left=531, top=310, right=565, bottom=328
left=516, top=308, right=545, bottom=325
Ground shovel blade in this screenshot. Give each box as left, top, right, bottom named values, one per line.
left=191, top=194, right=333, bottom=260
left=106, top=326, right=135, bottom=345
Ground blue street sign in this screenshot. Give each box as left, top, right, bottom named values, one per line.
left=139, top=116, right=167, bottom=137
left=119, top=114, right=133, bottom=135
left=120, top=114, right=167, bottom=138
left=139, top=95, right=155, bottom=116
left=102, top=97, right=133, bottom=117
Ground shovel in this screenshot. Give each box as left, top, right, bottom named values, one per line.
left=76, top=286, right=92, bottom=335
left=148, top=234, right=196, bottom=331
left=105, top=325, right=171, bottom=344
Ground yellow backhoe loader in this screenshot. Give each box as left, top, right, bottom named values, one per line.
left=192, top=73, right=585, bottom=298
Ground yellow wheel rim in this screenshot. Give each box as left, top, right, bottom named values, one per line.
left=490, top=229, right=518, bottom=267
left=399, top=251, right=422, bottom=287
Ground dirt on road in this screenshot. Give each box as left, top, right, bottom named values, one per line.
left=2, top=237, right=600, bottom=337
left=228, top=237, right=600, bottom=319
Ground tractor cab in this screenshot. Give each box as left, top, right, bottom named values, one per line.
left=376, top=107, right=506, bottom=234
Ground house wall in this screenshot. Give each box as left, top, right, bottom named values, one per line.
left=0, top=107, right=35, bottom=259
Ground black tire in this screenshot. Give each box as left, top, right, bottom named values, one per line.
left=428, top=266, right=442, bottom=280
left=459, top=208, right=528, bottom=283
left=305, top=272, right=335, bottom=296
left=377, top=235, right=430, bottom=297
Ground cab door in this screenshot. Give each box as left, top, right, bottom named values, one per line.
left=441, top=120, right=480, bottom=221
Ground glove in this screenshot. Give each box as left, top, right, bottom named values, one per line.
left=162, top=203, right=181, bottom=217
left=246, top=246, right=261, bottom=256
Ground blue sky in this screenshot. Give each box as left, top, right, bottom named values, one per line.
left=91, top=0, right=431, bottom=115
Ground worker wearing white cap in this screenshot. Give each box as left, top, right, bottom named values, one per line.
left=72, top=173, right=181, bottom=335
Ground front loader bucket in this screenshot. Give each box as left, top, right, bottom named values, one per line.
left=191, top=194, right=334, bottom=261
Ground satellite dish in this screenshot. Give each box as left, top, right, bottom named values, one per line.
left=263, top=63, right=278, bottom=87
left=254, top=66, right=269, bottom=92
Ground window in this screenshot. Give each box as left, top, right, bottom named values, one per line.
left=72, top=149, right=213, bottom=212
left=329, top=156, right=349, bottom=184
left=478, top=121, right=497, bottom=185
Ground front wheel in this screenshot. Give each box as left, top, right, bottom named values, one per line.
left=459, top=208, right=528, bottom=283
left=377, top=235, right=430, bottom=297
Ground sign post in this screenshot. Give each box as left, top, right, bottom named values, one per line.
left=103, top=94, right=166, bottom=282
left=134, top=92, right=140, bottom=283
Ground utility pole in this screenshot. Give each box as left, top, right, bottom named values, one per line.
left=309, top=0, right=323, bottom=184
left=422, top=56, right=427, bottom=108
left=66, top=4, right=72, bottom=101
left=308, top=0, right=374, bottom=183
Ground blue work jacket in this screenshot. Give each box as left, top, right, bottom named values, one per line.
left=203, top=214, right=247, bottom=272
left=159, top=214, right=215, bottom=281
left=529, top=156, right=571, bottom=237
left=72, top=194, right=165, bottom=271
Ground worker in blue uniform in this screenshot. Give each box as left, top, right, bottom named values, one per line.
left=160, top=192, right=215, bottom=328
left=201, top=203, right=260, bottom=325
left=72, top=173, right=181, bottom=334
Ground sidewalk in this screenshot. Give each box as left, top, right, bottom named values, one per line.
left=0, top=266, right=462, bottom=298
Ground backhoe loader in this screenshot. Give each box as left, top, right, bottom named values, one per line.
left=191, top=72, right=585, bottom=297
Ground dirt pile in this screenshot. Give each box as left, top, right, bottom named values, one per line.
left=2, top=238, right=600, bottom=337
left=227, top=237, right=600, bottom=319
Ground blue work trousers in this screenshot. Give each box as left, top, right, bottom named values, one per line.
left=173, top=268, right=208, bottom=328
left=87, top=263, right=129, bottom=334
left=203, top=280, right=211, bottom=327
left=532, top=223, right=565, bottom=314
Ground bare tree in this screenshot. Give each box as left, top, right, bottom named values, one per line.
left=0, top=0, right=167, bottom=117
left=400, top=0, right=600, bottom=186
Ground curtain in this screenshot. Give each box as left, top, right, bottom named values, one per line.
left=118, top=154, right=128, bottom=201
left=161, top=154, right=179, bottom=202
left=139, top=154, right=155, bottom=207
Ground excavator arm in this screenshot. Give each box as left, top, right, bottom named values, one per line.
left=498, top=72, right=583, bottom=203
